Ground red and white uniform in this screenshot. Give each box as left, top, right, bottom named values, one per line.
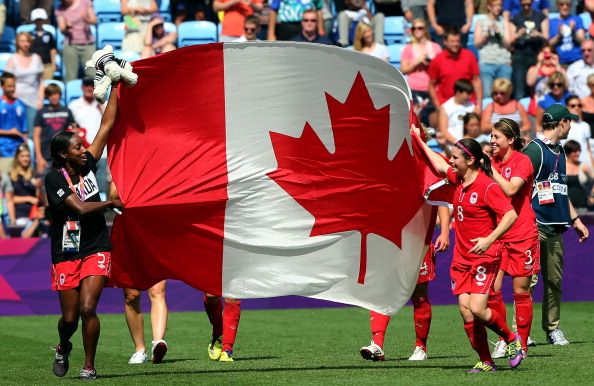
left=52, top=252, right=112, bottom=291
left=417, top=245, right=436, bottom=284
left=492, top=151, right=540, bottom=276
left=447, top=169, right=514, bottom=295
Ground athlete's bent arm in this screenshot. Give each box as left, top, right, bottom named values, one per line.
left=490, top=169, right=526, bottom=197
left=468, top=209, right=517, bottom=255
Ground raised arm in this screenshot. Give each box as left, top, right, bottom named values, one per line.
left=87, top=86, right=118, bottom=160
left=411, top=126, right=451, bottom=175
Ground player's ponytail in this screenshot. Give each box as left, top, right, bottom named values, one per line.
left=455, top=138, right=493, bottom=178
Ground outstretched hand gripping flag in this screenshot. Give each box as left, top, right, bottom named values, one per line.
left=109, top=42, right=438, bottom=315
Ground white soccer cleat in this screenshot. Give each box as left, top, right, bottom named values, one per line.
left=360, top=341, right=385, bottom=361
left=491, top=340, right=508, bottom=359
left=527, top=336, right=536, bottom=347
left=547, top=329, right=569, bottom=346
left=128, top=350, right=147, bottom=364
left=408, top=346, right=427, bottom=361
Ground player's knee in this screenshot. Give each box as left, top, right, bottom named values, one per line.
left=204, top=293, right=221, bottom=303
left=79, top=303, right=98, bottom=320
left=124, top=291, right=141, bottom=307
left=469, top=303, right=487, bottom=319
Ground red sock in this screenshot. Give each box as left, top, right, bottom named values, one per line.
left=222, top=299, right=241, bottom=352
left=203, top=295, right=223, bottom=338
left=412, top=295, right=432, bottom=351
left=488, top=291, right=506, bottom=342
left=473, top=320, right=493, bottom=363
left=484, top=309, right=515, bottom=343
left=514, top=292, right=532, bottom=351
left=370, top=311, right=391, bottom=347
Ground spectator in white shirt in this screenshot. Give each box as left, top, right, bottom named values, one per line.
left=563, top=94, right=594, bottom=167
left=566, top=39, right=594, bottom=99
left=235, top=15, right=260, bottom=42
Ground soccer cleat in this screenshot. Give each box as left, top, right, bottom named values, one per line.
left=79, top=367, right=97, bottom=380
left=219, top=350, right=234, bottom=362
left=507, top=334, right=524, bottom=369
left=547, top=329, right=569, bottom=346
left=52, top=341, right=72, bottom=377
left=466, top=361, right=496, bottom=373
left=491, top=340, right=508, bottom=359
left=128, top=350, right=147, bottom=364
left=360, top=342, right=385, bottom=361
left=527, top=336, right=536, bottom=347
left=151, top=340, right=168, bottom=364
left=408, top=346, right=427, bottom=361
left=208, top=336, right=222, bottom=361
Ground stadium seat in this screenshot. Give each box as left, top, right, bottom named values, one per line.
left=177, top=21, right=218, bottom=47
left=44, top=79, right=66, bottom=105
left=164, top=22, right=177, bottom=35
left=580, top=12, right=592, bottom=31
left=66, top=79, right=83, bottom=105
left=519, top=97, right=530, bottom=110
left=94, top=0, right=122, bottom=23
left=158, top=0, right=172, bottom=22
left=54, top=53, right=62, bottom=79
left=0, top=26, right=16, bottom=52
left=113, top=50, right=141, bottom=62
left=384, top=16, right=406, bottom=44
left=97, top=23, right=126, bottom=50
left=57, top=25, right=96, bottom=51
left=387, top=43, right=405, bottom=68
left=0, top=52, right=13, bottom=72
left=16, top=24, right=57, bottom=40
left=482, top=97, right=492, bottom=109
left=549, top=12, right=560, bottom=20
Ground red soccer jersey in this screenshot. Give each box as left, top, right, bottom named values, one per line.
left=427, top=48, right=480, bottom=104
left=447, top=168, right=514, bottom=265
left=492, top=151, right=538, bottom=242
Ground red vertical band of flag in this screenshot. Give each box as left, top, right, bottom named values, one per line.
left=108, top=44, right=228, bottom=294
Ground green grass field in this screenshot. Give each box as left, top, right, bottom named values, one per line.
left=1, top=302, right=593, bottom=385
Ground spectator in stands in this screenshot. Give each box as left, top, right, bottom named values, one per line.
left=548, top=0, right=585, bottom=66
left=33, top=84, right=75, bottom=175
left=401, top=18, right=441, bottom=125
left=121, top=0, right=158, bottom=53
left=585, top=0, right=594, bottom=39
left=526, top=44, right=563, bottom=115
left=30, top=8, right=57, bottom=80
left=427, top=0, right=473, bottom=47
left=566, top=39, right=594, bottom=99
left=481, top=78, right=531, bottom=134
left=503, top=0, right=550, bottom=20
left=268, top=0, right=324, bottom=41
left=564, top=139, right=594, bottom=212
left=5, top=32, right=44, bottom=134
left=463, top=111, right=489, bottom=142
left=0, top=73, right=28, bottom=174
left=352, top=22, right=389, bottom=59
left=402, top=0, right=428, bottom=22
left=438, top=79, right=476, bottom=144
left=428, top=27, right=482, bottom=113
left=564, top=94, right=594, bottom=167
left=0, top=169, right=10, bottom=238
left=320, top=0, right=334, bottom=39
left=0, top=0, right=6, bottom=41
left=474, top=0, right=512, bottom=97
left=68, top=78, right=107, bottom=197
left=535, top=71, right=571, bottom=131
left=290, top=8, right=334, bottom=44
left=141, top=15, right=177, bottom=58
left=580, top=73, right=594, bottom=129
left=5, top=143, right=44, bottom=238
left=336, top=0, right=383, bottom=47
left=20, top=0, right=53, bottom=25
left=509, top=0, right=549, bottom=100
left=56, top=0, right=97, bottom=82
left=235, top=15, right=260, bottom=41
left=214, top=0, right=264, bottom=42
left=174, top=0, right=210, bottom=23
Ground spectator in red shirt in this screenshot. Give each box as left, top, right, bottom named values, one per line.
left=428, top=27, right=482, bottom=113
left=214, top=0, right=264, bottom=42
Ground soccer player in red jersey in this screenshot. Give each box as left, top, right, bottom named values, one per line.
left=359, top=206, right=450, bottom=361
left=204, top=295, right=241, bottom=362
left=488, top=118, right=539, bottom=358
left=414, top=132, right=524, bottom=372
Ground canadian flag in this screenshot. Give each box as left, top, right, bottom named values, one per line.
left=109, top=43, right=436, bottom=315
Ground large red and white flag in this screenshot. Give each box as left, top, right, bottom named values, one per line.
left=109, top=42, right=436, bottom=315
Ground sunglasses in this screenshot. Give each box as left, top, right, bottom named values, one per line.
left=411, top=26, right=425, bottom=31
left=569, top=103, right=582, bottom=108
left=550, top=82, right=564, bottom=88
left=244, top=27, right=256, bottom=32
left=302, top=18, right=317, bottom=23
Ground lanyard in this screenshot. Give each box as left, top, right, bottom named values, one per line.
left=536, top=135, right=561, bottom=176
left=60, top=168, right=86, bottom=201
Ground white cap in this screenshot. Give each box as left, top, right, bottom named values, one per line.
left=31, top=8, right=48, bottom=21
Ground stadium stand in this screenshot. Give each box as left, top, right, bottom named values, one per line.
left=387, top=43, right=405, bottom=68
left=66, top=79, right=82, bottom=105
left=97, top=22, right=126, bottom=50
left=177, top=21, right=218, bottom=47
left=384, top=16, right=406, bottom=45
left=0, top=26, right=16, bottom=52
left=94, top=0, right=123, bottom=23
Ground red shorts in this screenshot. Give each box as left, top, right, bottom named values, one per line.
left=450, top=261, right=499, bottom=295
left=501, top=237, right=540, bottom=277
left=417, top=245, right=436, bottom=284
left=51, top=252, right=111, bottom=291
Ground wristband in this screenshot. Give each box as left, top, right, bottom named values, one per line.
left=570, top=216, right=579, bottom=225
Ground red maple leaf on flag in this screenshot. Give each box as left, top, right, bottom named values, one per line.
left=267, top=72, right=425, bottom=285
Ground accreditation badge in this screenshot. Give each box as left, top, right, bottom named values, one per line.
left=536, top=180, right=554, bottom=205
left=62, top=220, right=81, bottom=252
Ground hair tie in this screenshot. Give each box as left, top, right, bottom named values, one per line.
left=455, top=141, right=475, bottom=159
